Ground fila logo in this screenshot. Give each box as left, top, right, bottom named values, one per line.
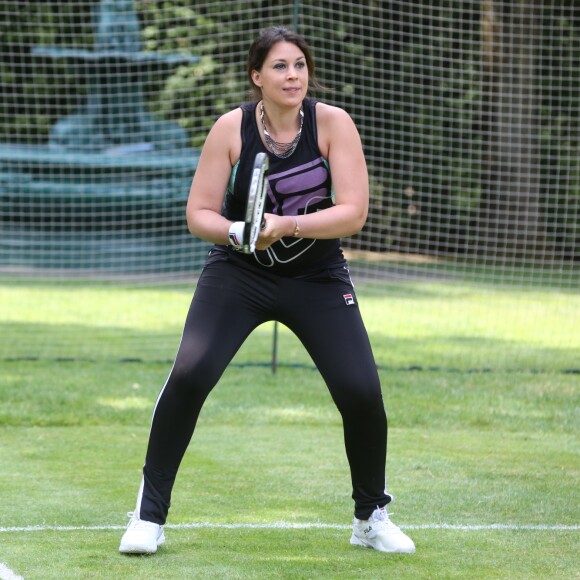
left=228, top=232, right=241, bottom=246
left=343, top=293, right=355, bottom=306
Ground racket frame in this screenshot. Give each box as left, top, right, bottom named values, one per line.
left=242, top=152, right=269, bottom=254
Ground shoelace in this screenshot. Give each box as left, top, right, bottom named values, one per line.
left=126, top=511, right=148, bottom=529
left=374, top=508, right=399, bottom=528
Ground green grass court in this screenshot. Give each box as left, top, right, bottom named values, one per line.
left=0, top=278, right=578, bottom=579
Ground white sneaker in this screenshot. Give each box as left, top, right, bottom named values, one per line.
left=350, top=506, right=415, bottom=553
left=119, top=513, right=165, bottom=554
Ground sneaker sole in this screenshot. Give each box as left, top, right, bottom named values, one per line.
left=119, top=544, right=158, bottom=554
left=350, top=533, right=415, bottom=554
left=119, top=533, right=165, bottom=554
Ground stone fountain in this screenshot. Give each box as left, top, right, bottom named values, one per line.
left=0, top=0, right=208, bottom=274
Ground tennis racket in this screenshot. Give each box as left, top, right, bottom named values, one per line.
left=242, top=152, right=269, bottom=254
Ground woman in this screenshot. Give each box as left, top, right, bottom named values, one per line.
left=119, top=26, right=415, bottom=555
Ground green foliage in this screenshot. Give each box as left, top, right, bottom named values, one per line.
left=538, top=7, right=580, bottom=255
left=0, top=1, right=578, bottom=260
left=0, top=1, right=94, bottom=141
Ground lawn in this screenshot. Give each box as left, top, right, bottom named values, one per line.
left=0, top=278, right=578, bottom=579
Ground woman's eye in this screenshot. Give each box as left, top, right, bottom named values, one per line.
left=274, top=63, right=286, bottom=70
left=296, top=61, right=305, bottom=68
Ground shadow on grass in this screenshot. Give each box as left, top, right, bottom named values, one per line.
left=1, top=320, right=579, bottom=373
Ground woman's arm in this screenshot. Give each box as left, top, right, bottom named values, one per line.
left=185, top=108, right=243, bottom=245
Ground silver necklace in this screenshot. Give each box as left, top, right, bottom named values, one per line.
left=260, top=103, right=304, bottom=159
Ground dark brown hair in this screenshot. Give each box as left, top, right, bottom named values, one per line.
left=246, top=26, right=321, bottom=100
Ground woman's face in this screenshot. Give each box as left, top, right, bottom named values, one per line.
left=252, top=41, right=309, bottom=107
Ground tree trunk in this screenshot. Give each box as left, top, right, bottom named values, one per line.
left=478, top=0, right=544, bottom=261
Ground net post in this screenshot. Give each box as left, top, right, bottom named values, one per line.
left=271, top=321, right=279, bottom=374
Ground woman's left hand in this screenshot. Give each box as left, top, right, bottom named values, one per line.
left=255, top=213, right=296, bottom=250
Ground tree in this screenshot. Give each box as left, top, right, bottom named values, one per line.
left=478, top=0, right=543, bottom=260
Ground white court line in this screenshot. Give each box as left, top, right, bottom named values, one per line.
left=0, top=522, right=578, bottom=533
left=0, top=562, right=24, bottom=580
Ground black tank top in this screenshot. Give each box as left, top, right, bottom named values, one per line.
left=218, top=98, right=346, bottom=277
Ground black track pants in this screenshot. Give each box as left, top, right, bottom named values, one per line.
left=137, top=254, right=390, bottom=523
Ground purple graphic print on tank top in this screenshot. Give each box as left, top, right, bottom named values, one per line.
left=267, top=157, right=330, bottom=217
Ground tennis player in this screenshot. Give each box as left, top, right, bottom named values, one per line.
left=120, top=26, right=415, bottom=555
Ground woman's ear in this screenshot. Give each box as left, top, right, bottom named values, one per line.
left=251, top=69, right=262, bottom=88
